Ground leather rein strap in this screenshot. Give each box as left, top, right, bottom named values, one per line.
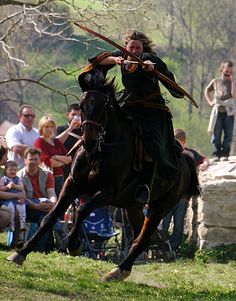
left=82, top=120, right=103, bottom=129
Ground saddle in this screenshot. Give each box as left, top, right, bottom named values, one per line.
left=127, top=117, right=144, bottom=173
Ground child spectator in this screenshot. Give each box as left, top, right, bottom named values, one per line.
left=0, top=160, right=26, bottom=232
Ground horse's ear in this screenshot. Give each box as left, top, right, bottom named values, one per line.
left=78, top=72, right=91, bottom=92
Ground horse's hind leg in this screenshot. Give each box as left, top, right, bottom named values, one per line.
left=7, top=176, right=79, bottom=265
left=102, top=212, right=160, bottom=281
left=126, top=206, right=144, bottom=240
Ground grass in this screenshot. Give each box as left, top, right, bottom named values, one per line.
left=0, top=244, right=236, bottom=300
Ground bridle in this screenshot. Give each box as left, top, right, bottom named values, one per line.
left=82, top=119, right=103, bottom=129
left=80, top=89, right=109, bottom=152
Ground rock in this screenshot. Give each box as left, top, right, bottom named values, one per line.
left=186, top=156, right=236, bottom=249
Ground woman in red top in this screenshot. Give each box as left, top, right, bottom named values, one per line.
left=34, top=116, right=72, bottom=197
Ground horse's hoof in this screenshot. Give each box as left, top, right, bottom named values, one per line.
left=7, top=252, right=26, bottom=266
left=67, top=248, right=81, bottom=256
left=101, top=267, right=131, bottom=282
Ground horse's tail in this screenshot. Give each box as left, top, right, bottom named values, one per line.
left=184, top=153, right=202, bottom=199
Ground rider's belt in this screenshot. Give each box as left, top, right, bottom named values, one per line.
left=131, top=90, right=161, bottom=102
left=126, top=100, right=171, bottom=115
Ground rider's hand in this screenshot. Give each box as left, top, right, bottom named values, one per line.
left=142, top=60, right=155, bottom=71
left=115, top=56, right=124, bottom=65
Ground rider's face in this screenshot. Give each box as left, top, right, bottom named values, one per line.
left=126, top=40, right=143, bottom=57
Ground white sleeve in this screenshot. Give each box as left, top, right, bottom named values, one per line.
left=5, top=126, right=22, bottom=149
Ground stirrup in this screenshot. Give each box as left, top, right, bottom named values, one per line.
left=135, top=184, right=150, bottom=204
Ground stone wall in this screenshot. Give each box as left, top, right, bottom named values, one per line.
left=186, top=156, right=236, bottom=249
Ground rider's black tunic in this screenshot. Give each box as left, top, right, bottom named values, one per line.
left=85, top=51, right=184, bottom=179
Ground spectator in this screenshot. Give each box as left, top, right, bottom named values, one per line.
left=0, top=161, right=26, bottom=232
left=18, top=147, right=61, bottom=252
left=160, top=128, right=208, bottom=252
left=56, top=103, right=82, bottom=152
left=34, top=116, right=72, bottom=197
left=0, top=145, right=11, bottom=232
left=205, top=60, right=236, bottom=161
left=0, top=146, right=25, bottom=239
left=5, top=105, right=39, bottom=169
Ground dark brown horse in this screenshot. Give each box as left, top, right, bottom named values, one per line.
left=8, top=80, right=200, bottom=281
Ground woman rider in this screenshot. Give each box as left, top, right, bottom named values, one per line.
left=79, top=31, right=184, bottom=204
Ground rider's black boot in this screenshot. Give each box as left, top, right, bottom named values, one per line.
left=135, top=161, right=156, bottom=205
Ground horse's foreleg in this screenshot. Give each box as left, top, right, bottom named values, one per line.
left=67, top=188, right=113, bottom=255
left=102, top=214, right=160, bottom=282
left=7, top=176, right=80, bottom=265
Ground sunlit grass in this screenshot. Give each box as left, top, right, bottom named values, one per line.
left=0, top=247, right=236, bottom=301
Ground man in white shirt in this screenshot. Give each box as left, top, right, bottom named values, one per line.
left=5, top=105, right=39, bottom=169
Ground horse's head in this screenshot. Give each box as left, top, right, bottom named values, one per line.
left=80, top=89, right=109, bottom=153
left=78, top=67, right=117, bottom=153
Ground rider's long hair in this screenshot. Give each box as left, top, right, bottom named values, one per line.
left=123, top=30, right=156, bottom=54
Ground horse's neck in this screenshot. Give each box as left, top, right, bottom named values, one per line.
left=104, top=107, right=128, bottom=143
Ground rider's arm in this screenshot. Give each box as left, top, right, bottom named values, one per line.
left=100, top=56, right=124, bottom=65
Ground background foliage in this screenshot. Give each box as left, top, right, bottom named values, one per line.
left=0, top=0, right=236, bottom=155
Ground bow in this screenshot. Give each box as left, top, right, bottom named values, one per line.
left=74, top=23, right=198, bottom=108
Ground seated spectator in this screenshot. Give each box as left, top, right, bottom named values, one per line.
left=160, top=128, right=208, bottom=252
left=34, top=116, right=72, bottom=197
left=0, top=145, right=11, bottom=232
left=0, top=161, right=26, bottom=232
left=18, top=147, right=62, bottom=252
left=0, top=145, right=25, bottom=242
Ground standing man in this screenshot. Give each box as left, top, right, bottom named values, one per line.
left=56, top=103, right=82, bottom=152
left=205, top=60, right=236, bottom=161
left=5, top=105, right=39, bottom=169
left=160, top=129, right=208, bottom=253
left=56, top=103, right=82, bottom=178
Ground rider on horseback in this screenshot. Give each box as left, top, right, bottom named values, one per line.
left=80, top=31, right=184, bottom=204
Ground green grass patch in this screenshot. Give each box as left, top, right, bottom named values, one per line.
left=0, top=248, right=236, bottom=300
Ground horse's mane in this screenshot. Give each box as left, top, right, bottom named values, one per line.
left=101, top=78, right=129, bottom=122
